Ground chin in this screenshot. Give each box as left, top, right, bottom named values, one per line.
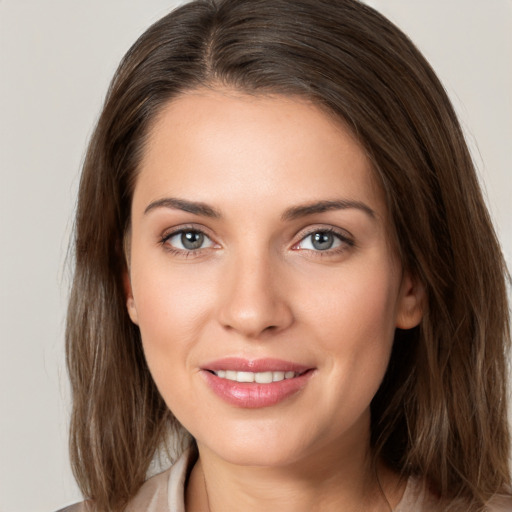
left=193, top=417, right=324, bottom=468
left=211, top=439, right=305, bottom=468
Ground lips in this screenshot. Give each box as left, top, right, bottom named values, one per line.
left=201, top=358, right=315, bottom=408
left=204, top=357, right=311, bottom=373
left=212, top=369, right=300, bottom=383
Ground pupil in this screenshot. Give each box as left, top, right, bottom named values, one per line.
left=312, top=232, right=333, bottom=250
left=181, top=231, right=204, bottom=250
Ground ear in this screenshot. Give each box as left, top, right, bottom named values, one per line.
left=395, top=272, right=424, bottom=329
left=123, top=270, right=139, bottom=325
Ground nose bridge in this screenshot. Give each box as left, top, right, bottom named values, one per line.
left=217, top=244, right=293, bottom=338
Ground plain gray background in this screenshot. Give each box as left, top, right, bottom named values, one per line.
left=0, top=1, right=510, bottom=511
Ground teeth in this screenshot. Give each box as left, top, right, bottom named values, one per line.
left=255, top=371, right=272, bottom=383
left=271, top=371, right=285, bottom=382
left=237, top=371, right=254, bottom=383
left=213, top=370, right=299, bottom=383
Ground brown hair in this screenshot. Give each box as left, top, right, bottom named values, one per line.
left=66, top=0, right=510, bottom=510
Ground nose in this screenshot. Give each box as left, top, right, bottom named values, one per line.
left=217, top=251, right=294, bottom=339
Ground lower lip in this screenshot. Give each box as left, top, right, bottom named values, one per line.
left=202, top=370, right=314, bottom=408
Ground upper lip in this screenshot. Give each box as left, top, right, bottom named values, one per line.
left=201, top=357, right=312, bottom=373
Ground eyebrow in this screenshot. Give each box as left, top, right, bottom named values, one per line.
left=144, top=197, right=221, bottom=218
left=143, top=197, right=376, bottom=221
left=281, top=200, right=376, bottom=221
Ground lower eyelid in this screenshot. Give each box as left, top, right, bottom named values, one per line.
left=293, top=230, right=354, bottom=250
left=160, top=227, right=353, bottom=255
left=161, top=228, right=216, bottom=250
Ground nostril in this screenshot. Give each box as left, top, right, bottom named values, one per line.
left=217, top=285, right=294, bottom=338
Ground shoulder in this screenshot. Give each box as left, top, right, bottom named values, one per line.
left=55, top=470, right=173, bottom=512
left=54, top=470, right=173, bottom=512
left=55, top=448, right=194, bottom=512
left=124, top=467, right=173, bottom=511
left=487, top=494, right=512, bottom=512
left=124, top=448, right=193, bottom=511
left=398, top=478, right=512, bottom=512
left=54, top=503, right=88, bottom=512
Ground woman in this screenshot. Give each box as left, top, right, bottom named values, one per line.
left=61, top=0, right=511, bottom=510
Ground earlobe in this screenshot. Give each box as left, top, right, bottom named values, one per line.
left=396, top=272, right=424, bottom=330
left=123, top=271, right=139, bottom=325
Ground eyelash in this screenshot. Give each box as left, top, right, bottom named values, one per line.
left=159, top=226, right=215, bottom=258
left=292, top=227, right=355, bottom=257
left=159, top=226, right=355, bottom=257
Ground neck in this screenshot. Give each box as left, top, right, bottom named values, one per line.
left=185, top=438, right=402, bottom=512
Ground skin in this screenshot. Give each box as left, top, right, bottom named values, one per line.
left=125, top=89, right=423, bottom=511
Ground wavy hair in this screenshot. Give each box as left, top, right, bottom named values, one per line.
left=66, top=0, right=510, bottom=510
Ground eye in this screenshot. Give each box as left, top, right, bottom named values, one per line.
left=162, top=229, right=216, bottom=251
left=294, top=229, right=353, bottom=252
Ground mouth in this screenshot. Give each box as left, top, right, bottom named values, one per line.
left=207, top=369, right=306, bottom=383
left=201, top=358, right=315, bottom=408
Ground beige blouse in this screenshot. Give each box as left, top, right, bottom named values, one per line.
left=58, top=449, right=512, bottom=511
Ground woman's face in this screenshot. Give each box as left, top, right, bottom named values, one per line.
left=126, top=89, right=422, bottom=467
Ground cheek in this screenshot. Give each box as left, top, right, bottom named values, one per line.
left=302, top=260, right=400, bottom=405
left=306, top=260, right=400, bottom=349
left=130, top=261, right=217, bottom=384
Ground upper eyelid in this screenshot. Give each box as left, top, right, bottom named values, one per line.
left=160, top=227, right=218, bottom=255
left=292, top=227, right=356, bottom=253
left=159, top=224, right=354, bottom=250
left=160, top=225, right=218, bottom=251
left=295, top=225, right=354, bottom=242
left=161, top=224, right=213, bottom=239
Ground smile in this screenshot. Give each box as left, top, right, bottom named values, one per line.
left=211, top=370, right=301, bottom=383
left=201, top=358, right=315, bottom=408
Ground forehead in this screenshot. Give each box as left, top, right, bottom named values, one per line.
left=134, top=88, right=386, bottom=219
